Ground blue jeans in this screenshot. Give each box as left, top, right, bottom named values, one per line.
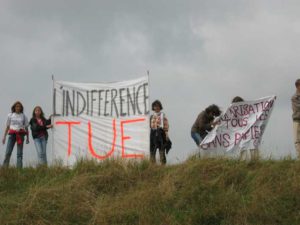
left=191, top=132, right=203, bottom=146
left=34, top=136, right=47, bottom=165
left=3, top=134, right=24, bottom=168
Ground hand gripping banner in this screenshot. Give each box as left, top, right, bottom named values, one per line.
left=52, top=76, right=149, bottom=165
left=200, top=96, right=276, bottom=153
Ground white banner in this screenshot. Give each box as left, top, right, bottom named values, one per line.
left=52, top=76, right=149, bottom=165
left=200, top=96, right=276, bottom=153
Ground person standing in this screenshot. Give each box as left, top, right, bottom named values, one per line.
left=150, top=100, right=169, bottom=165
left=29, top=106, right=52, bottom=165
left=231, top=96, right=256, bottom=160
left=292, top=79, right=300, bottom=158
left=2, top=101, right=29, bottom=168
left=191, top=104, right=221, bottom=146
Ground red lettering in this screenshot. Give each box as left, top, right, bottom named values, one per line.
left=55, top=121, right=81, bottom=156
left=88, top=120, right=117, bottom=159
left=121, top=118, right=145, bottom=158
left=57, top=118, right=147, bottom=160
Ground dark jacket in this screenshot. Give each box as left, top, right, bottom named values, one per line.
left=29, top=118, right=51, bottom=140
left=292, top=92, right=300, bottom=121
left=191, top=111, right=214, bottom=138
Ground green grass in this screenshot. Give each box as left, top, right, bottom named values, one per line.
left=1, top=157, right=300, bottom=225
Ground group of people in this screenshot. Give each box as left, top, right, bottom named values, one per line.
left=3, top=79, right=300, bottom=168
left=2, top=99, right=172, bottom=168
left=2, top=102, right=52, bottom=168
left=188, top=78, right=300, bottom=161
left=149, top=96, right=258, bottom=163
left=190, top=96, right=259, bottom=160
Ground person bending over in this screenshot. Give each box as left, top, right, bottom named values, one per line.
left=191, top=104, right=221, bottom=146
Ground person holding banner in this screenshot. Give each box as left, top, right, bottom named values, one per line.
left=200, top=96, right=276, bottom=159
left=292, top=79, right=300, bottom=158
left=150, top=100, right=169, bottom=164
left=231, top=96, right=258, bottom=160
left=191, top=104, right=221, bottom=146
left=2, top=101, right=29, bottom=168
left=29, top=106, right=53, bottom=165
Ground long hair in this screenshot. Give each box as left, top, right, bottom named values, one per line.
left=205, top=104, right=221, bottom=117
left=32, top=106, right=46, bottom=120
left=11, top=101, right=24, bottom=113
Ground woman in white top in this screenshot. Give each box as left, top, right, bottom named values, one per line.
left=150, top=100, right=169, bottom=164
left=2, top=101, right=29, bottom=168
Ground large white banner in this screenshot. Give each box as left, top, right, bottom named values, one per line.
left=200, top=96, right=276, bottom=153
left=52, top=76, right=149, bottom=165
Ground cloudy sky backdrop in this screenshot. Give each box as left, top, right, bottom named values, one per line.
left=1, top=0, right=299, bottom=166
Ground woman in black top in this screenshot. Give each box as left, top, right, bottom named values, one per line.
left=29, top=106, right=52, bottom=165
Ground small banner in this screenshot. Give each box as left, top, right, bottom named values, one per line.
left=52, top=76, right=149, bottom=165
left=200, top=96, right=276, bottom=152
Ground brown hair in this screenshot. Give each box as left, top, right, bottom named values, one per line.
left=205, top=104, right=221, bottom=117
left=152, top=100, right=163, bottom=110
left=32, top=106, right=46, bottom=120
left=232, top=96, right=244, bottom=103
left=295, top=79, right=300, bottom=87
left=11, top=101, right=24, bottom=113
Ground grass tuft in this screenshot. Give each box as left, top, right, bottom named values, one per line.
left=1, top=158, right=300, bottom=224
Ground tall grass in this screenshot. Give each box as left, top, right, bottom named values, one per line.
left=1, top=158, right=300, bottom=225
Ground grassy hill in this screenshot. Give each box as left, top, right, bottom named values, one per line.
left=1, top=157, right=300, bottom=225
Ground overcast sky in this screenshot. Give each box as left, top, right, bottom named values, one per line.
left=1, top=0, right=300, bottom=166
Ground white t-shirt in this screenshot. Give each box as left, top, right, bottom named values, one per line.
left=6, top=113, right=29, bottom=131
left=151, top=112, right=165, bottom=129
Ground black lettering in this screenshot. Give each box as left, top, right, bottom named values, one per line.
left=104, top=90, right=110, bottom=116
left=53, top=88, right=61, bottom=116
left=86, top=91, right=90, bottom=116
left=76, top=91, right=86, bottom=116
left=98, top=90, right=104, bottom=116
left=143, top=83, right=149, bottom=114
left=62, top=90, right=65, bottom=116
left=119, top=88, right=126, bottom=117
left=136, top=85, right=143, bottom=115
left=91, top=90, right=97, bottom=116
left=127, top=87, right=136, bottom=116
left=66, top=90, right=75, bottom=116
left=111, top=89, right=119, bottom=117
